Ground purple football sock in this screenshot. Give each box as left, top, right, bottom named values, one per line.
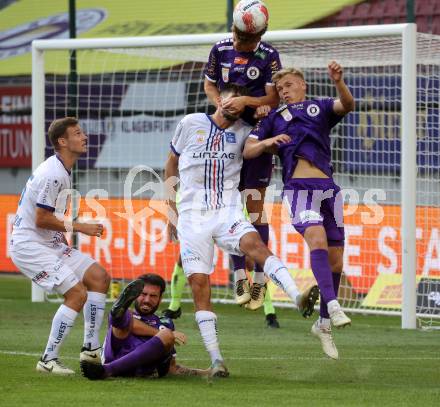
left=231, top=254, right=246, bottom=271
left=310, top=249, right=336, bottom=305
left=104, top=336, right=166, bottom=377
left=254, top=224, right=269, bottom=274
left=109, top=309, right=132, bottom=330
left=319, top=272, right=343, bottom=318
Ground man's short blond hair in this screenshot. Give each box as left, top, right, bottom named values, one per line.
left=272, top=68, right=305, bottom=84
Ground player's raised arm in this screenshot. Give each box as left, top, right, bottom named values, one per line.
left=243, top=134, right=291, bottom=158
left=329, top=61, right=355, bottom=115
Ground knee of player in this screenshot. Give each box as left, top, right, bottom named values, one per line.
left=157, top=328, right=175, bottom=349
left=330, top=258, right=343, bottom=273
left=65, top=282, right=88, bottom=307
left=306, top=234, right=328, bottom=250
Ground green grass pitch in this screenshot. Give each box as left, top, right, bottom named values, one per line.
left=0, top=274, right=438, bottom=407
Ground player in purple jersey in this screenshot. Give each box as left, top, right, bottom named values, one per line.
left=80, top=274, right=209, bottom=380
left=243, top=62, right=355, bottom=359
left=203, top=19, right=282, bottom=319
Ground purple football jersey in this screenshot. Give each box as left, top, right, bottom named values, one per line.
left=204, top=38, right=281, bottom=126
left=249, top=99, right=344, bottom=183
left=103, top=312, right=175, bottom=366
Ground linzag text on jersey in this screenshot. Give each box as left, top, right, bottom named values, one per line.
left=192, top=152, right=236, bottom=159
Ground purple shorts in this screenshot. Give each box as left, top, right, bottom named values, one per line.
left=283, top=178, right=344, bottom=247
left=239, top=153, right=273, bottom=189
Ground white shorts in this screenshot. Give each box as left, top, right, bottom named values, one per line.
left=177, top=207, right=256, bottom=277
left=10, top=241, right=96, bottom=295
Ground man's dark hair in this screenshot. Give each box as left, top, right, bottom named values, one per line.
left=48, top=117, right=78, bottom=150
left=137, top=273, right=166, bottom=295
left=232, top=24, right=267, bottom=44
left=220, top=83, right=250, bottom=98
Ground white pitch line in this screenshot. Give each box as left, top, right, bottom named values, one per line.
left=1, top=350, right=439, bottom=361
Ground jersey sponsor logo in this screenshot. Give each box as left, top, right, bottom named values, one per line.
left=229, top=220, right=242, bottom=234
left=32, top=270, right=49, bottom=284
left=246, top=66, right=260, bottom=80
left=192, top=151, right=236, bottom=159
left=233, top=66, right=245, bottom=73
left=218, top=45, right=234, bottom=52
left=254, top=50, right=267, bottom=60
left=307, top=104, right=320, bottom=117
left=225, top=132, right=236, bottom=144
left=222, top=67, right=230, bottom=82
left=234, top=56, right=248, bottom=65
left=181, top=248, right=201, bottom=265
left=299, top=210, right=323, bottom=223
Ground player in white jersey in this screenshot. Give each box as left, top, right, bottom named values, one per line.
left=10, top=117, right=110, bottom=375
left=165, top=84, right=319, bottom=377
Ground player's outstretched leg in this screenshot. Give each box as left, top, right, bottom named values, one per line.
left=81, top=335, right=170, bottom=380
left=111, top=279, right=144, bottom=320
left=162, top=257, right=185, bottom=319
left=240, top=232, right=319, bottom=317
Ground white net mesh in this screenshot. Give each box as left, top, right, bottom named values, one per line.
left=38, top=30, right=440, bottom=323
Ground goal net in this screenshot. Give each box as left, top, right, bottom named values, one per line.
left=32, top=25, right=440, bottom=328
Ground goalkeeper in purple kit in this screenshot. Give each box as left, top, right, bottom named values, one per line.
left=244, top=61, right=355, bottom=359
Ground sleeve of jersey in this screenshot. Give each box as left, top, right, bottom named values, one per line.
left=36, top=177, right=62, bottom=212
left=321, top=98, right=345, bottom=127
left=248, top=116, right=272, bottom=140
left=170, top=119, right=185, bottom=156
left=203, top=45, right=218, bottom=83
left=264, top=51, right=282, bottom=86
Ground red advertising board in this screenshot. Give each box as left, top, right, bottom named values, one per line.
left=0, top=86, right=32, bottom=168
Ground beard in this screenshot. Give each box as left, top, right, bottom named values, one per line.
left=221, top=109, right=240, bottom=122
left=134, top=300, right=159, bottom=316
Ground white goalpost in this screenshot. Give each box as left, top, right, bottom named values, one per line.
left=31, top=24, right=440, bottom=329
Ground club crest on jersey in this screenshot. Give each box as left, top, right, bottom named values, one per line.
left=222, top=67, right=230, bottom=82
left=246, top=66, right=260, bottom=80
left=196, top=129, right=206, bottom=143
left=225, top=132, right=236, bottom=144
left=307, top=104, right=320, bottom=117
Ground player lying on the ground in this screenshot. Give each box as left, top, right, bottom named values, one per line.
left=164, top=84, right=319, bottom=377
left=81, top=274, right=209, bottom=380
left=10, top=117, right=110, bottom=375
left=204, top=0, right=281, bottom=316
left=243, top=61, right=355, bottom=359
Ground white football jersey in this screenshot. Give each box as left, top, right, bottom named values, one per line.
left=11, top=155, right=72, bottom=247
left=171, top=113, right=251, bottom=213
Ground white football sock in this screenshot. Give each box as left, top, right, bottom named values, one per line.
left=43, top=304, right=78, bottom=361
left=263, top=255, right=300, bottom=301
left=327, top=299, right=341, bottom=315
left=195, top=310, right=223, bottom=364
left=83, top=291, right=106, bottom=349
left=234, top=269, right=247, bottom=284
left=318, top=317, right=331, bottom=329
left=253, top=271, right=266, bottom=284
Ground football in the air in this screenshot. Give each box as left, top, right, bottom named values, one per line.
left=233, top=0, right=269, bottom=34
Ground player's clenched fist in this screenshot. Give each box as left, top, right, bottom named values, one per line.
left=328, top=60, right=343, bottom=82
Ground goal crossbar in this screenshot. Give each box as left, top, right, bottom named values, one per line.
left=31, top=24, right=418, bottom=329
